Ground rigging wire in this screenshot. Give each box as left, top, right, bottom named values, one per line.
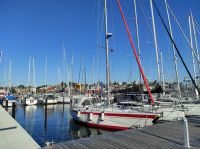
left=116, top=0, right=155, bottom=105
left=138, top=0, right=169, bottom=82
left=166, top=3, right=200, bottom=65
left=193, top=18, right=200, bottom=36
left=152, top=0, right=200, bottom=95
left=96, top=1, right=104, bottom=82
left=137, top=0, right=154, bottom=39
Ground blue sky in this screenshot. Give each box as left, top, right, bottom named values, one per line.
left=0, top=0, right=200, bottom=86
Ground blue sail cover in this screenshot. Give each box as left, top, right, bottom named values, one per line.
left=5, top=95, right=16, bottom=100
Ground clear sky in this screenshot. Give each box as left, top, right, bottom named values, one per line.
left=0, top=0, right=200, bottom=87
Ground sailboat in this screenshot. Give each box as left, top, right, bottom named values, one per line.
left=3, top=60, right=16, bottom=107
left=56, top=44, right=71, bottom=104
left=23, top=56, right=38, bottom=106
left=70, top=0, right=186, bottom=130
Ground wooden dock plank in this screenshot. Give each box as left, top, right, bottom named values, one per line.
left=43, top=116, right=200, bottom=149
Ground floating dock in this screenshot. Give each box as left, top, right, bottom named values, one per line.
left=44, top=116, right=200, bottom=149
left=0, top=106, right=40, bottom=149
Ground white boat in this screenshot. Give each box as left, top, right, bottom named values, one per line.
left=177, top=104, right=200, bottom=116
left=56, top=95, right=70, bottom=104
left=2, top=95, right=16, bottom=107
left=71, top=95, right=185, bottom=129
left=38, top=94, right=57, bottom=104
left=2, top=99, right=15, bottom=107
left=23, top=94, right=38, bottom=106
left=157, top=95, right=178, bottom=102
left=71, top=95, right=159, bottom=130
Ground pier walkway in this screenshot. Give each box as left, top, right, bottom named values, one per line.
left=0, top=106, right=40, bottom=149
left=45, top=116, right=200, bottom=149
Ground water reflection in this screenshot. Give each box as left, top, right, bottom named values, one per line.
left=15, top=104, right=111, bottom=147
left=69, top=119, right=109, bottom=139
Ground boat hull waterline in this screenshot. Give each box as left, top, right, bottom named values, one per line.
left=71, top=109, right=158, bottom=130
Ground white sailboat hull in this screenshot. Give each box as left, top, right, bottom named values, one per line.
left=3, top=100, right=15, bottom=107
left=70, top=108, right=158, bottom=130
left=178, top=104, right=200, bottom=116
left=24, top=99, right=38, bottom=106
left=42, top=99, right=58, bottom=104
left=57, top=96, right=70, bottom=103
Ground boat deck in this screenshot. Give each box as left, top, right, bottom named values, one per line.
left=44, top=116, right=200, bottom=149
left=0, top=106, right=40, bottom=149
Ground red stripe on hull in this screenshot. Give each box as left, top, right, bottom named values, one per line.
left=73, top=119, right=129, bottom=131
left=72, top=110, right=157, bottom=119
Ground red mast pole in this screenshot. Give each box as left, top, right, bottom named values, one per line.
left=116, top=0, right=154, bottom=104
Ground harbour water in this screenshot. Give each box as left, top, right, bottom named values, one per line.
left=9, top=104, right=110, bottom=147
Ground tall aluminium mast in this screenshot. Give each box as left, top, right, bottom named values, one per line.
left=92, top=57, right=94, bottom=84
left=160, top=52, right=165, bottom=95
left=191, top=13, right=200, bottom=75
left=104, top=0, right=112, bottom=106
left=165, top=0, right=181, bottom=98
left=189, top=15, right=198, bottom=99
left=133, top=0, right=142, bottom=84
left=57, top=66, right=61, bottom=87
left=45, top=56, right=47, bottom=87
left=28, top=56, right=31, bottom=87
left=150, top=0, right=161, bottom=83
left=33, top=57, right=36, bottom=92
left=116, top=0, right=155, bottom=104
left=63, top=42, right=68, bottom=84
left=167, top=5, right=200, bottom=65
left=69, top=55, right=74, bottom=97
left=8, top=60, right=12, bottom=92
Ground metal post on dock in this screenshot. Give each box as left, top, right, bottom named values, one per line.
left=63, top=96, right=64, bottom=111
left=24, top=97, right=26, bottom=106
left=5, top=100, right=8, bottom=111
left=12, top=102, right=16, bottom=118
left=1, top=98, right=4, bottom=106
left=44, top=97, right=47, bottom=130
left=182, top=117, right=190, bottom=148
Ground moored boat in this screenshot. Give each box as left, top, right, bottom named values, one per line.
left=38, top=94, right=58, bottom=104
left=2, top=95, right=16, bottom=107
left=23, top=94, right=38, bottom=106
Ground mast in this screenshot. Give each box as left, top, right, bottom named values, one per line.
left=167, top=4, right=200, bottom=65
left=84, top=66, right=87, bottom=93
left=164, top=0, right=181, bottom=98
left=4, top=61, right=7, bottom=88
left=63, top=42, right=68, bottom=84
left=160, top=52, right=165, bottom=95
left=80, top=55, right=84, bottom=93
left=92, top=57, right=94, bottom=84
left=133, top=0, right=142, bottom=84
left=191, top=13, right=200, bottom=75
left=69, top=55, right=74, bottom=97
left=57, top=66, right=61, bottom=84
left=8, top=60, right=12, bottom=92
left=117, top=0, right=155, bottom=104
left=150, top=0, right=161, bottom=83
left=28, top=56, right=31, bottom=87
left=104, top=0, right=112, bottom=106
left=189, top=15, right=198, bottom=99
left=33, top=57, right=36, bottom=92
left=45, top=56, right=47, bottom=88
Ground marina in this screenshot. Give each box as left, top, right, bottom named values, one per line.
left=1, top=102, right=200, bottom=148
left=2, top=103, right=111, bottom=147
left=0, top=0, right=200, bottom=148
